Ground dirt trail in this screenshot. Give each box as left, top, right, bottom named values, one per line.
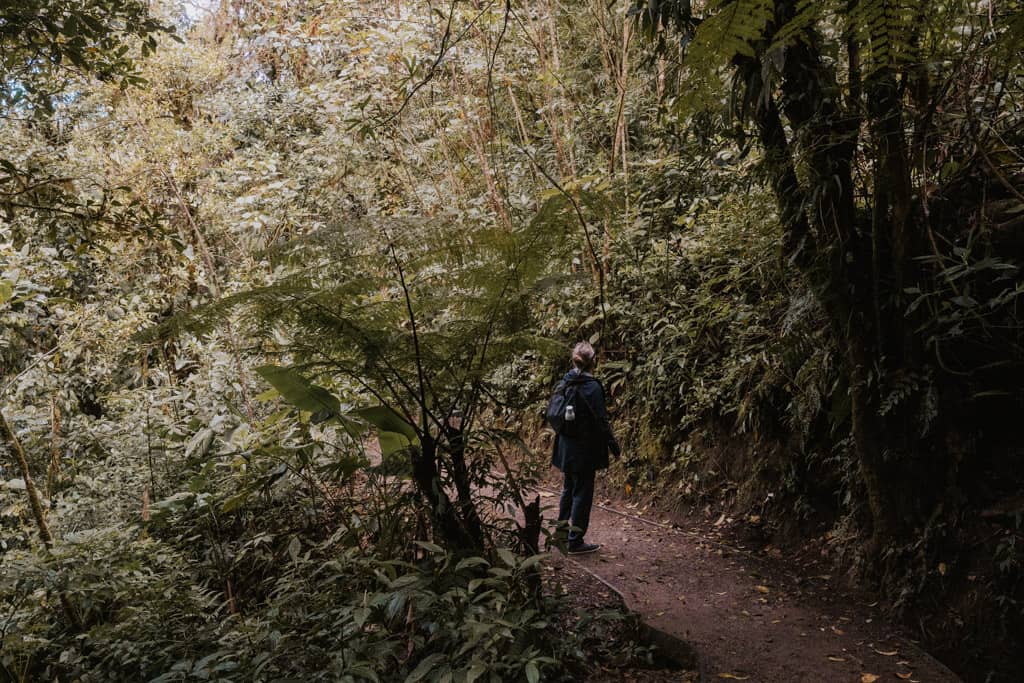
left=541, top=490, right=961, bottom=683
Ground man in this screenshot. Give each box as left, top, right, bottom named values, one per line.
left=551, top=341, right=620, bottom=554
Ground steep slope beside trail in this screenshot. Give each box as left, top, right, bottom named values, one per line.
left=543, top=491, right=961, bottom=683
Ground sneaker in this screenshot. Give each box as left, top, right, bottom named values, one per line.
left=567, top=541, right=600, bottom=555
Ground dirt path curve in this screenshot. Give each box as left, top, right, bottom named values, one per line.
left=539, top=490, right=961, bottom=683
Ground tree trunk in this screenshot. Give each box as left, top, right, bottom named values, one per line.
left=444, top=424, right=486, bottom=547
left=411, top=435, right=483, bottom=551
left=0, top=407, right=82, bottom=630
left=1, top=408, right=54, bottom=548
left=744, top=16, right=905, bottom=550
left=846, top=340, right=898, bottom=545
left=47, top=396, right=61, bottom=498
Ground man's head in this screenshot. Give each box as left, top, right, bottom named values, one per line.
left=571, top=341, right=596, bottom=371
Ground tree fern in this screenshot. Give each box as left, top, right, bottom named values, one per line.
left=846, top=0, right=921, bottom=74
left=654, top=0, right=777, bottom=112
left=765, top=0, right=826, bottom=53
left=144, top=214, right=568, bottom=420
left=695, top=0, right=776, bottom=60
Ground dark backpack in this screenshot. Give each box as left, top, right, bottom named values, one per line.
left=545, top=377, right=596, bottom=437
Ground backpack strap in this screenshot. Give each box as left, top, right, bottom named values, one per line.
left=565, top=376, right=602, bottom=422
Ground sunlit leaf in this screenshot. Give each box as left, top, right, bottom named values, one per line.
left=256, top=365, right=341, bottom=418
left=353, top=405, right=418, bottom=440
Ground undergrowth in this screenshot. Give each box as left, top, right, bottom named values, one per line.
left=1, top=476, right=650, bottom=682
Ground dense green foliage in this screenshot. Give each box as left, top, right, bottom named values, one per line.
left=612, top=1, right=1024, bottom=676
left=2, top=0, right=1023, bottom=680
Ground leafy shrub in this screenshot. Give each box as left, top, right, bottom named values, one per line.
left=1, top=522, right=634, bottom=682
left=0, top=528, right=219, bottom=681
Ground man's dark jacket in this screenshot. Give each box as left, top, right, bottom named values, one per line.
left=550, top=370, right=620, bottom=472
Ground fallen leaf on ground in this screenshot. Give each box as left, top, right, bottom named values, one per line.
left=755, top=585, right=770, bottom=594
left=827, top=656, right=845, bottom=662
left=861, top=674, right=880, bottom=683
left=896, top=673, right=914, bottom=680
left=717, top=674, right=749, bottom=680
left=874, top=649, right=899, bottom=656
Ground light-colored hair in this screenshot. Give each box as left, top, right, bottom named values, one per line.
left=571, top=341, right=596, bottom=370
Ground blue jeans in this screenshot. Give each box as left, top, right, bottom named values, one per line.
left=558, top=469, right=596, bottom=544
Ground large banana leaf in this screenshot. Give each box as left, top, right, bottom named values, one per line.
left=256, top=364, right=343, bottom=424
left=352, top=405, right=418, bottom=441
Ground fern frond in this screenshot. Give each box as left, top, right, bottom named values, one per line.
left=766, top=0, right=827, bottom=52
left=669, top=0, right=776, bottom=112
left=700, top=0, right=776, bottom=60
left=846, top=0, right=921, bottom=74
